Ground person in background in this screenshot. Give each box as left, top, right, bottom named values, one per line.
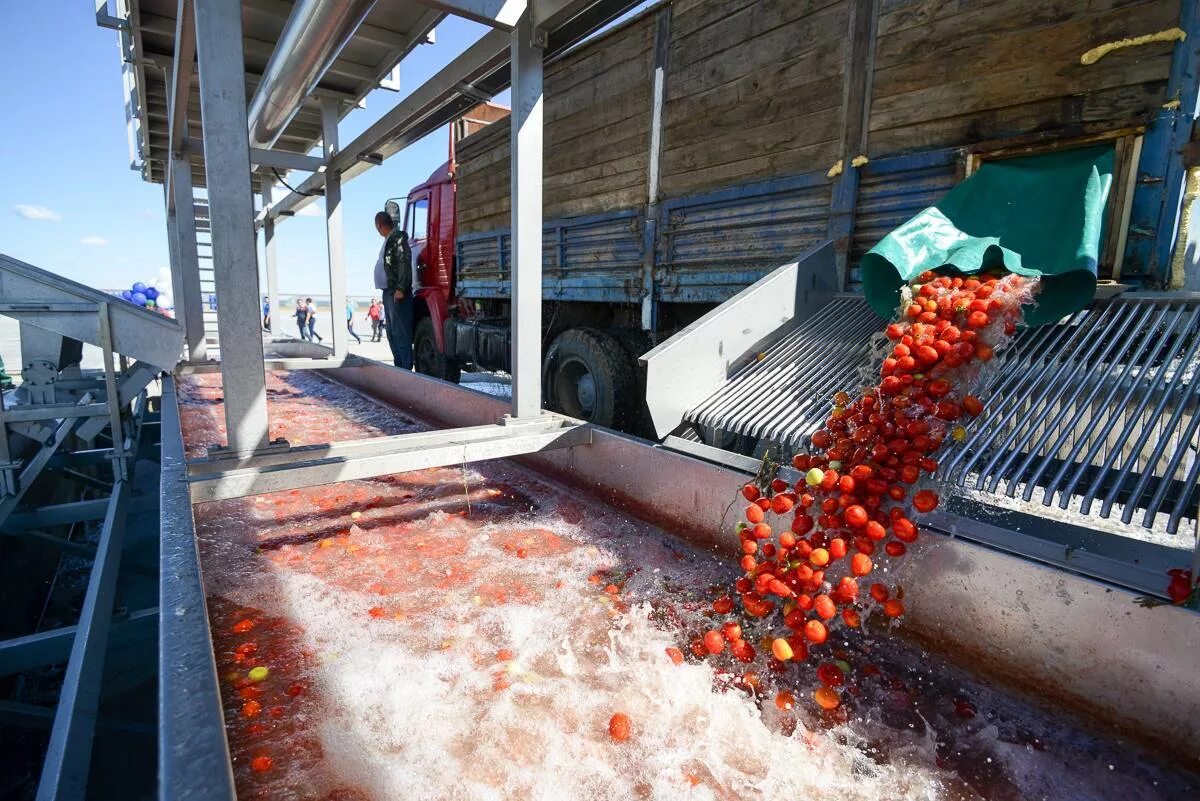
left=305, top=297, right=323, bottom=343
left=262, top=296, right=271, bottom=332
left=346, top=299, right=362, bottom=345
left=294, top=298, right=309, bottom=341
left=367, top=299, right=383, bottom=342
left=374, top=211, right=413, bottom=369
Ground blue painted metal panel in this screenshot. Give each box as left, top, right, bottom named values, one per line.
left=655, top=172, right=832, bottom=303
left=1122, top=1, right=1199, bottom=283
left=456, top=210, right=643, bottom=303
left=848, top=149, right=960, bottom=289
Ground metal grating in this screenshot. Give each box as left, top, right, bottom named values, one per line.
left=684, top=293, right=1200, bottom=534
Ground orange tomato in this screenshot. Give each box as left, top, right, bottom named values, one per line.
left=608, top=712, right=632, bottom=742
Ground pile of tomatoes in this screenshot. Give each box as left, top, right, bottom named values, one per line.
left=697, top=271, right=1034, bottom=710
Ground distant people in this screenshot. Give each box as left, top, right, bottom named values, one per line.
left=305, top=297, right=323, bottom=343
left=374, top=211, right=413, bottom=369
left=346, top=299, right=362, bottom=345
left=367, top=299, right=383, bottom=342
left=294, top=298, right=309, bottom=340
left=262, top=296, right=271, bottom=332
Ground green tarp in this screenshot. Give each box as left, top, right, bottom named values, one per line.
left=860, top=145, right=1114, bottom=327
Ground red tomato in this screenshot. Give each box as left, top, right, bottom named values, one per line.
left=850, top=553, right=873, bottom=577
left=913, top=489, right=939, bottom=513
left=703, top=630, right=726, bottom=655
left=804, top=619, right=828, bottom=644
left=962, top=395, right=984, bottom=416
left=665, top=647, right=684, bottom=665
left=967, top=311, right=990, bottom=329
left=814, top=594, right=837, bottom=620
left=745, top=504, right=764, bottom=524
left=722, top=622, right=743, bottom=642
left=844, top=505, right=868, bottom=528
left=870, top=583, right=889, bottom=602
left=251, top=756, right=274, bottom=773
left=883, top=599, right=905, bottom=618
left=741, top=484, right=760, bottom=501
left=712, top=596, right=733, bottom=614
left=817, top=662, right=846, bottom=687
left=609, top=712, right=632, bottom=741
left=885, top=541, right=907, bottom=557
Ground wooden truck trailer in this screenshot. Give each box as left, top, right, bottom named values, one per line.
left=388, top=0, right=1198, bottom=435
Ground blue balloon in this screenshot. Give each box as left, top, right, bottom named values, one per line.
left=131, top=292, right=147, bottom=306
left=121, top=290, right=133, bottom=300
left=132, top=281, right=147, bottom=293
left=144, top=286, right=159, bottom=300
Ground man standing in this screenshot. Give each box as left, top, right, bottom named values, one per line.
left=262, top=296, right=271, bottom=332
left=374, top=211, right=413, bottom=369
left=305, top=297, right=323, bottom=343
left=294, top=298, right=309, bottom=340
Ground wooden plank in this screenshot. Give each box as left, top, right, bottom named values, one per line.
left=663, top=105, right=843, bottom=173
left=867, top=80, right=1167, bottom=154
left=874, top=1, right=1179, bottom=95
left=669, top=0, right=842, bottom=73
left=664, top=72, right=845, bottom=153
left=664, top=37, right=846, bottom=125
left=661, top=140, right=842, bottom=198
left=876, top=0, right=1156, bottom=54
left=869, top=51, right=1172, bottom=132
left=668, top=2, right=849, bottom=99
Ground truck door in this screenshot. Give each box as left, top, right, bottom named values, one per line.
left=405, top=192, right=430, bottom=288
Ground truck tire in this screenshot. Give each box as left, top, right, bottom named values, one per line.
left=414, top=317, right=461, bottom=383
left=545, top=328, right=633, bottom=430
left=608, top=328, right=657, bottom=439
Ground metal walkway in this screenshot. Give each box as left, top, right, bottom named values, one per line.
left=679, top=292, right=1200, bottom=536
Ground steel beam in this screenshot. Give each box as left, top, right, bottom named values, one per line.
left=640, top=5, right=669, bottom=332
left=0, top=608, right=157, bottom=677
left=158, top=377, right=237, bottom=801
left=171, top=153, right=207, bottom=361
left=0, top=495, right=152, bottom=531
left=509, top=9, right=545, bottom=419
left=163, top=183, right=190, bottom=354
left=0, top=417, right=85, bottom=529
left=194, top=0, right=270, bottom=452
left=167, top=0, right=195, bottom=164
left=322, top=97, right=349, bottom=358
left=35, top=482, right=129, bottom=801
left=261, top=173, right=280, bottom=339
left=184, top=136, right=327, bottom=172
left=188, top=419, right=591, bottom=502
left=409, top=0, right=526, bottom=29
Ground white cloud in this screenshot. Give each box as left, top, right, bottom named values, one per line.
left=14, top=204, right=62, bottom=222
left=81, top=235, right=109, bottom=246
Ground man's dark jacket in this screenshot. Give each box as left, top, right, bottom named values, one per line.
left=382, top=229, right=412, bottom=295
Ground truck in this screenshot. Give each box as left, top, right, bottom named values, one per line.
left=388, top=0, right=1198, bottom=436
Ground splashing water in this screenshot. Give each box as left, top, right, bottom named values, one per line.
left=180, top=367, right=1195, bottom=801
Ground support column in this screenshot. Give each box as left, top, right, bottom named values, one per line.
left=193, top=0, right=269, bottom=452
left=321, top=97, right=349, bottom=357
left=171, top=153, right=207, bottom=362
left=163, top=190, right=188, bottom=358
left=261, top=173, right=280, bottom=338
left=509, top=11, right=545, bottom=419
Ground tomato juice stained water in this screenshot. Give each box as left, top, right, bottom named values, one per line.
left=178, top=365, right=1196, bottom=800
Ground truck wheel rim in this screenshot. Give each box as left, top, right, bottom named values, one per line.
left=555, top=357, right=595, bottom=418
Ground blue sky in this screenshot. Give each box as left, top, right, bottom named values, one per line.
left=0, top=3, right=497, bottom=299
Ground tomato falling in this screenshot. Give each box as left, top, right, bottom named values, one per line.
left=706, top=271, right=1035, bottom=710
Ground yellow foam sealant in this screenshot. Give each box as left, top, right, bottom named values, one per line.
left=1169, top=166, right=1198, bottom=290
left=850, top=154, right=870, bottom=168
left=1080, top=27, right=1186, bottom=65
left=826, top=159, right=844, bottom=179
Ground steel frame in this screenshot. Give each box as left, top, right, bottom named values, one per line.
left=157, top=376, right=236, bottom=801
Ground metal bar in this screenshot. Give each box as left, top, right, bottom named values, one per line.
left=322, top=97, right=349, bottom=358
left=0, top=404, right=111, bottom=423
left=1021, top=302, right=1163, bottom=501
left=163, top=181, right=188, bottom=351
left=1, top=496, right=152, bottom=531
left=980, top=303, right=1134, bottom=494
left=0, top=417, right=85, bottom=529
left=167, top=0, right=195, bottom=164
left=0, top=528, right=96, bottom=559
left=189, top=421, right=592, bottom=502
left=97, top=302, right=128, bottom=480
left=184, top=137, right=327, bottom=172
left=640, top=5, right=670, bottom=332
left=407, top=0, right=526, bottom=29
left=35, top=481, right=129, bottom=801
left=1141, top=382, right=1200, bottom=526
left=194, top=0, right=270, bottom=452
left=172, top=152, right=207, bottom=361
left=509, top=9, right=544, bottom=419
left=158, top=376, right=236, bottom=801
left=1100, top=306, right=1200, bottom=519
left=177, top=355, right=365, bottom=374
left=0, top=608, right=157, bottom=676
left=1168, top=443, right=1200, bottom=533
left=262, top=173, right=280, bottom=340
left=0, top=701, right=153, bottom=737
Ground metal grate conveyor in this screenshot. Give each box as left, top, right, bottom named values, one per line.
left=683, top=293, right=1200, bottom=535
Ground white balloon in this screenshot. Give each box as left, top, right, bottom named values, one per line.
left=158, top=266, right=171, bottom=277
left=157, top=294, right=174, bottom=309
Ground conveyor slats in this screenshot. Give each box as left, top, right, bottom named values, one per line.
left=683, top=293, right=1200, bottom=534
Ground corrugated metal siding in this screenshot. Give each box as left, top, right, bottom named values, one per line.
left=455, top=211, right=644, bottom=303
left=847, top=149, right=961, bottom=289
left=655, top=173, right=832, bottom=303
